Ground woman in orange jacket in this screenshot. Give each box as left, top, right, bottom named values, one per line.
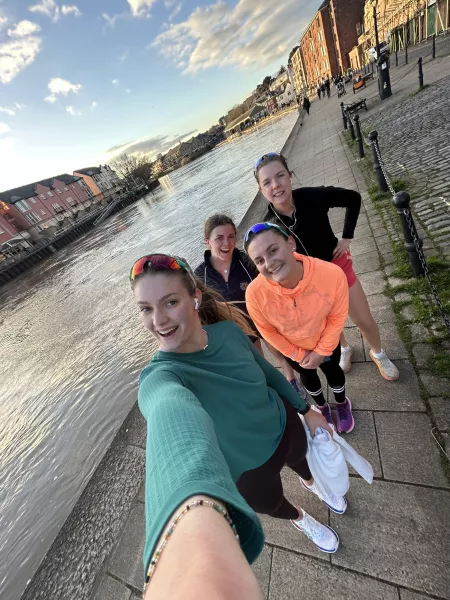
left=245, top=222, right=355, bottom=433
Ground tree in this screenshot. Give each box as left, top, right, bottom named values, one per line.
left=262, top=75, right=272, bottom=88
left=108, top=153, right=152, bottom=183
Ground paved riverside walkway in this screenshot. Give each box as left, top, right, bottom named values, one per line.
left=90, top=93, right=449, bottom=600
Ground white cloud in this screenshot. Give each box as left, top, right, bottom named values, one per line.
left=128, top=0, right=156, bottom=17
left=0, top=106, right=16, bottom=116
left=66, top=105, right=81, bottom=116
left=8, top=20, right=41, bottom=37
left=102, top=12, right=120, bottom=28
left=44, top=77, right=82, bottom=103
left=91, top=101, right=97, bottom=108
left=29, top=0, right=81, bottom=22
left=0, top=34, right=42, bottom=84
left=118, top=48, right=129, bottom=61
left=125, top=88, right=131, bottom=94
left=61, top=5, right=81, bottom=17
left=112, top=78, right=120, bottom=85
left=152, top=0, right=313, bottom=73
left=15, top=102, right=26, bottom=110
left=168, top=3, right=182, bottom=21
left=0, top=121, right=11, bottom=135
left=0, top=16, right=9, bottom=31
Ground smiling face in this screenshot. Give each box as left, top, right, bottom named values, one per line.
left=257, top=160, right=293, bottom=210
left=133, top=271, right=202, bottom=352
left=206, top=224, right=236, bottom=262
left=246, top=229, right=298, bottom=286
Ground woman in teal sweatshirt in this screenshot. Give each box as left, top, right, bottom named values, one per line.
left=131, top=253, right=344, bottom=599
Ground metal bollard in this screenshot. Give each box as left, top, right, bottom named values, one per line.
left=432, top=34, right=436, bottom=59
left=405, top=43, right=408, bottom=64
left=395, top=49, right=398, bottom=67
left=368, top=130, right=388, bottom=192
left=340, top=102, right=348, bottom=130
left=354, top=114, right=365, bottom=158
left=418, top=56, right=424, bottom=88
left=393, top=191, right=425, bottom=276
left=348, top=113, right=355, bottom=140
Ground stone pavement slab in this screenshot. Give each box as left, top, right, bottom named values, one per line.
left=374, top=412, right=449, bottom=488
left=269, top=548, right=399, bottom=600
left=400, top=590, right=439, bottom=600
left=358, top=270, right=386, bottom=296
left=251, top=544, right=272, bottom=599
left=362, top=293, right=395, bottom=323
left=345, top=362, right=424, bottom=411
left=428, top=397, right=450, bottom=431
left=363, top=322, right=408, bottom=360
left=352, top=252, right=381, bottom=275
left=108, top=503, right=145, bottom=591
left=345, top=411, right=382, bottom=477
left=330, top=479, right=450, bottom=598
left=94, top=576, right=131, bottom=600
left=342, top=326, right=366, bottom=362
left=420, top=374, right=450, bottom=397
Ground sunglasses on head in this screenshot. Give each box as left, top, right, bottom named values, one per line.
left=253, top=152, right=280, bottom=172
left=244, top=222, right=289, bottom=243
left=129, top=253, right=196, bottom=285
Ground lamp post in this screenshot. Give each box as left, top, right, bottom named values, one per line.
left=372, top=0, right=392, bottom=100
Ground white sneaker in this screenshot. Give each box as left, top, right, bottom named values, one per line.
left=339, top=345, right=353, bottom=373
left=369, top=349, right=400, bottom=381
left=291, top=508, right=340, bottom=553
left=300, top=479, right=347, bottom=514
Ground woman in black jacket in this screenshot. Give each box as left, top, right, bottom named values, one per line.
left=195, top=213, right=305, bottom=395
left=253, top=152, right=399, bottom=382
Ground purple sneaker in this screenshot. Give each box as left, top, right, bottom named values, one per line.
left=317, top=403, right=334, bottom=427
left=335, top=398, right=355, bottom=433
left=289, top=378, right=307, bottom=401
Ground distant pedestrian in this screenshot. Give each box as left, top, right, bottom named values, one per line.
left=325, top=79, right=331, bottom=98
left=302, top=96, right=311, bottom=115
left=320, top=83, right=326, bottom=97
left=317, top=86, right=322, bottom=99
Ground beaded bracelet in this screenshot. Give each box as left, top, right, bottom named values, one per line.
left=143, top=498, right=239, bottom=597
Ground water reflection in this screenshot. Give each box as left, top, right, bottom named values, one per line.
left=0, top=111, right=298, bottom=600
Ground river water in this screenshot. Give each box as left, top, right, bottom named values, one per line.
left=0, top=111, right=298, bottom=600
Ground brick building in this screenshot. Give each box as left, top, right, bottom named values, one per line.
left=329, top=0, right=365, bottom=73
left=300, top=0, right=339, bottom=86
left=0, top=174, right=93, bottom=242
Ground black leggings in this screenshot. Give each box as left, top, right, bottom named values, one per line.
left=236, top=398, right=312, bottom=520
left=286, top=345, right=346, bottom=406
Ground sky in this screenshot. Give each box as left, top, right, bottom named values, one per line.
left=0, top=0, right=317, bottom=190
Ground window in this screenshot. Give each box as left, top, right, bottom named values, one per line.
left=56, top=188, right=62, bottom=193
left=47, top=191, right=54, bottom=197
left=318, top=30, right=323, bottom=41
left=67, top=197, right=75, bottom=205
left=30, top=197, right=37, bottom=204
left=40, top=209, right=46, bottom=215
left=26, top=212, right=42, bottom=224
left=16, top=199, right=30, bottom=213
left=324, top=60, right=328, bottom=70
left=64, top=186, right=69, bottom=191
left=0, top=228, right=4, bottom=234
left=40, top=194, right=45, bottom=200
left=321, top=46, right=325, bottom=56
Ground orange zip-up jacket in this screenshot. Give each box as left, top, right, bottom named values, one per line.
left=245, top=253, right=349, bottom=363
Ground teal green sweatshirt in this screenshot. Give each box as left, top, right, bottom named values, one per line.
left=138, top=320, right=309, bottom=577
